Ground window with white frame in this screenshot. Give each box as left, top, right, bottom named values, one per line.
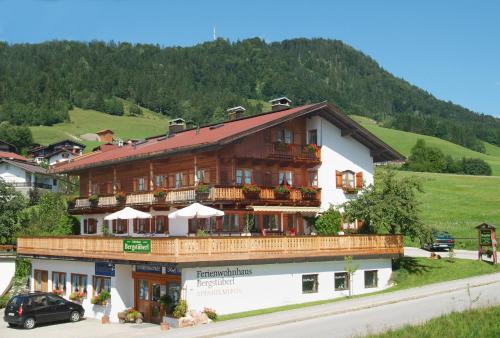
left=342, top=171, right=355, bottom=188
left=309, top=171, right=318, bottom=187
left=175, top=172, right=183, bottom=188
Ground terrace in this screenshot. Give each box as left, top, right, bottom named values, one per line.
left=17, top=235, right=403, bottom=264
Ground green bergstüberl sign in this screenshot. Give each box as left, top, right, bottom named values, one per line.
left=123, top=239, right=151, bottom=253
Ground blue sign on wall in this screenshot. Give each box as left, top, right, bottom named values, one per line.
left=135, top=264, right=162, bottom=274
left=95, top=262, right=115, bottom=277
left=165, top=263, right=181, bottom=275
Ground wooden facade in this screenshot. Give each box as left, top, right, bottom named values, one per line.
left=72, top=120, right=322, bottom=212
left=17, top=235, right=403, bottom=264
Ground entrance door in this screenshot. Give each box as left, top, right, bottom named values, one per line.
left=136, top=279, right=167, bottom=323
left=34, top=270, right=48, bottom=292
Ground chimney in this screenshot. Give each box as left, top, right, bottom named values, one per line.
left=269, top=97, right=292, bottom=111
left=226, top=106, right=246, bottom=120
left=168, top=118, right=186, bottom=135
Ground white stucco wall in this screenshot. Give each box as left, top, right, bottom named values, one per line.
left=0, top=162, right=28, bottom=184
left=306, top=115, right=374, bottom=210
left=0, top=257, right=16, bottom=296
left=182, top=258, right=392, bottom=315
left=31, top=259, right=134, bottom=323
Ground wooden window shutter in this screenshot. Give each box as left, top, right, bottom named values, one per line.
left=112, top=220, right=117, bottom=233
left=188, top=171, right=195, bottom=186
left=147, top=218, right=152, bottom=233
left=182, top=172, right=188, bottom=186
left=204, top=170, right=210, bottom=184
left=335, top=171, right=343, bottom=188
left=356, top=172, right=363, bottom=188
left=133, top=218, right=138, bottom=233
left=168, top=174, right=174, bottom=188
left=133, top=178, right=138, bottom=191
left=83, top=219, right=88, bottom=234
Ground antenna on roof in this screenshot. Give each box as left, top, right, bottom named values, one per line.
left=213, top=25, right=217, bottom=41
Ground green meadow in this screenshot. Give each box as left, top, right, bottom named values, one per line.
left=352, top=115, right=500, bottom=176
left=30, top=107, right=168, bottom=151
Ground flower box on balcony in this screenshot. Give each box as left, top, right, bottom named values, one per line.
left=115, top=191, right=127, bottom=204
left=274, top=142, right=291, bottom=152
left=196, top=185, right=210, bottom=201
left=88, top=194, right=99, bottom=207
left=153, top=188, right=166, bottom=203
left=343, top=186, right=358, bottom=194
left=69, top=291, right=85, bottom=303
left=242, top=184, right=261, bottom=199
left=274, top=185, right=292, bottom=200
left=303, top=144, right=319, bottom=154
left=300, top=187, right=320, bottom=200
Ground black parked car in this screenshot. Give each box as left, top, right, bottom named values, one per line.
left=3, top=292, right=84, bottom=329
left=423, top=230, right=455, bottom=251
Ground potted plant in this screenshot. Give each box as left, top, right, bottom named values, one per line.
left=158, top=294, right=173, bottom=314
left=300, top=187, right=319, bottom=200
left=242, top=184, right=261, bottom=199
left=115, top=191, right=126, bottom=204
left=343, top=186, right=358, bottom=194
left=88, top=194, right=99, bottom=207
left=196, top=184, right=210, bottom=200
left=303, top=143, right=319, bottom=153
left=118, top=308, right=143, bottom=324
left=69, top=291, right=85, bottom=303
left=52, top=289, right=64, bottom=296
left=274, top=185, right=292, bottom=200
left=172, top=300, right=187, bottom=319
left=91, top=290, right=111, bottom=306
left=153, top=188, right=166, bottom=202
left=203, top=307, right=217, bottom=321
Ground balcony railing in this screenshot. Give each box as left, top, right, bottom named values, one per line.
left=72, top=186, right=320, bottom=210
left=17, top=235, right=403, bottom=263
left=236, top=143, right=321, bottom=162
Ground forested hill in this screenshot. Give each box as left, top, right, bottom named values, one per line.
left=0, top=38, right=499, bottom=152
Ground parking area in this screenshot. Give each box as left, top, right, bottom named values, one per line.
left=0, top=309, right=167, bottom=338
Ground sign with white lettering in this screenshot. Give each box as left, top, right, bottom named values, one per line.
left=123, top=239, right=151, bottom=253
left=95, top=262, right=115, bottom=277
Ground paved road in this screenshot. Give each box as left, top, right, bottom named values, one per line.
left=2, top=273, right=499, bottom=338
left=404, top=246, right=479, bottom=260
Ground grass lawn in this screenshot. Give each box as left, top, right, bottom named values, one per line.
left=216, top=257, right=499, bottom=321
left=352, top=115, right=500, bottom=176
left=397, top=171, right=500, bottom=249
left=367, top=305, right=500, bottom=338
left=30, top=107, right=168, bottom=151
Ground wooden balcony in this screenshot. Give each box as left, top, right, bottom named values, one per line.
left=237, top=143, right=321, bottom=163
left=17, top=235, right=403, bottom=264
left=71, top=186, right=320, bottom=212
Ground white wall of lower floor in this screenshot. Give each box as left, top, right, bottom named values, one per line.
left=182, top=258, right=393, bottom=315
left=31, top=259, right=134, bottom=323
left=0, top=257, right=16, bottom=296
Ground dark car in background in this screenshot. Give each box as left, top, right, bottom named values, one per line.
left=3, top=292, right=84, bottom=329
left=423, top=230, right=455, bottom=251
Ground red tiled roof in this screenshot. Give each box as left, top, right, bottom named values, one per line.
left=53, top=104, right=322, bottom=173
left=52, top=102, right=404, bottom=173
left=0, top=151, right=28, bottom=162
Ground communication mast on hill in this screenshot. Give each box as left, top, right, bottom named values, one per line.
left=213, top=25, right=217, bottom=40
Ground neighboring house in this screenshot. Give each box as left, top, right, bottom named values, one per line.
left=96, top=129, right=114, bottom=143
left=0, top=140, right=17, bottom=153
left=0, top=152, right=59, bottom=195
left=17, top=101, right=404, bottom=323
left=28, top=140, right=85, bottom=166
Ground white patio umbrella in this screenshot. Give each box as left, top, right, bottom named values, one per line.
left=168, top=203, right=224, bottom=219
left=104, top=206, right=152, bottom=220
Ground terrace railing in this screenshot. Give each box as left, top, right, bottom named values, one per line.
left=17, top=235, right=403, bottom=263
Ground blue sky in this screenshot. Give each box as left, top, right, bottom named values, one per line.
left=1, top=0, right=499, bottom=117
